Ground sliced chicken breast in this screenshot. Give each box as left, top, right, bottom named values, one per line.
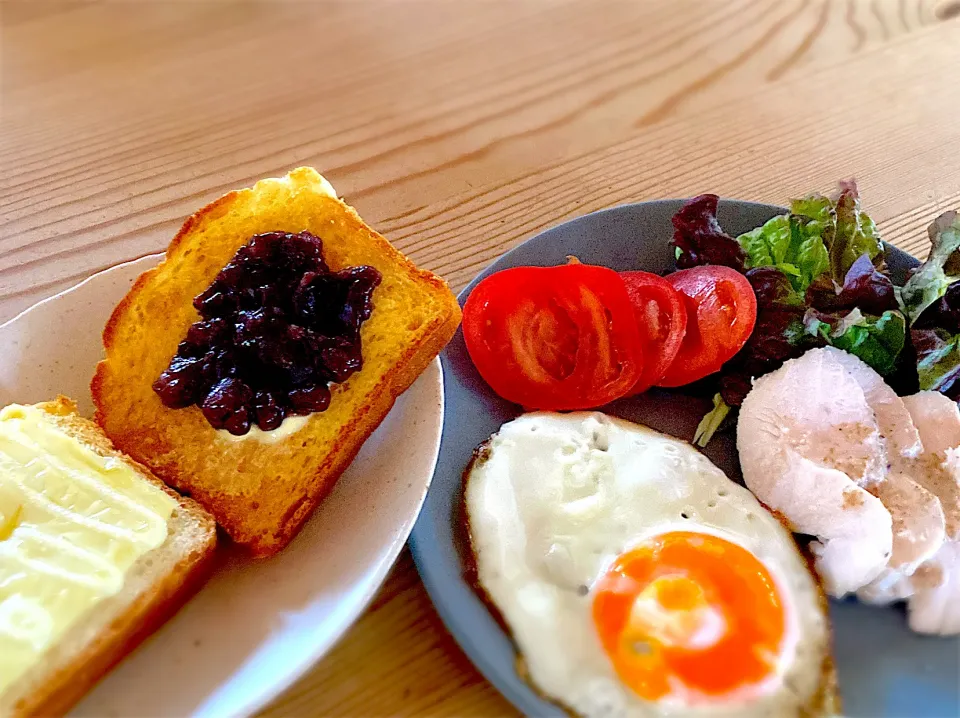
left=858, top=473, right=946, bottom=604
left=872, top=474, right=945, bottom=572
left=777, top=450, right=893, bottom=596
left=901, top=392, right=960, bottom=539
left=824, top=349, right=947, bottom=600
left=903, top=391, right=960, bottom=455
left=907, top=538, right=960, bottom=635
left=738, top=348, right=893, bottom=596
left=886, top=395, right=960, bottom=634
left=827, top=347, right=922, bottom=465
left=739, top=347, right=887, bottom=484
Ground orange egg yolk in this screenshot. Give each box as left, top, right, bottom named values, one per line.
left=592, top=531, right=786, bottom=702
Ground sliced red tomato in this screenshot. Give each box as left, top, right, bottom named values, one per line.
left=462, top=264, right=644, bottom=410
left=656, top=266, right=757, bottom=388
left=619, top=271, right=688, bottom=394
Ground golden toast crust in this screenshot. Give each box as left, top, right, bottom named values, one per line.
left=92, top=168, right=460, bottom=555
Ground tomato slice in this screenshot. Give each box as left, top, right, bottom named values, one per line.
left=655, top=266, right=757, bottom=388
left=619, top=271, right=688, bottom=394
left=462, top=264, right=644, bottom=410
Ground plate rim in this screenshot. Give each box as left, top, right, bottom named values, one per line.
left=236, top=356, right=444, bottom=717
left=411, top=197, right=790, bottom=716
left=0, top=254, right=446, bottom=718
left=0, top=253, right=165, bottom=331
left=409, top=198, right=950, bottom=718
left=242, top=358, right=444, bottom=716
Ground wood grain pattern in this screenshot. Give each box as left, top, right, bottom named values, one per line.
left=1, top=1, right=958, bottom=715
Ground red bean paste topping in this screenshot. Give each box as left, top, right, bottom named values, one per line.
left=153, top=231, right=381, bottom=435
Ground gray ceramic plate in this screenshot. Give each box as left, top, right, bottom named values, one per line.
left=409, top=200, right=960, bottom=717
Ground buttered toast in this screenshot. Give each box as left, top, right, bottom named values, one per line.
left=0, top=397, right=216, bottom=718
left=93, top=168, right=461, bottom=555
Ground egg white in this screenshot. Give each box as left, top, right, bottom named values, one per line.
left=465, top=412, right=833, bottom=718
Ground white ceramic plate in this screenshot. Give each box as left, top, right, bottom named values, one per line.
left=0, top=255, right=444, bottom=718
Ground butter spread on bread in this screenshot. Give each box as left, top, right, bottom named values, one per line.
left=0, top=397, right=215, bottom=718
left=217, top=414, right=309, bottom=443
left=93, top=167, right=461, bottom=556
left=0, top=403, right=176, bottom=693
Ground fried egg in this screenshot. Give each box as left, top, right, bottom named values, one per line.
left=464, top=412, right=834, bottom=717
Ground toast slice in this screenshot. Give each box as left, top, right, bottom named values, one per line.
left=92, top=167, right=461, bottom=555
left=0, top=397, right=216, bottom=718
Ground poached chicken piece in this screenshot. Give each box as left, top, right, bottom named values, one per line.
left=738, top=347, right=958, bottom=634
left=738, top=348, right=893, bottom=596
left=828, top=351, right=946, bottom=594
left=899, top=392, right=960, bottom=635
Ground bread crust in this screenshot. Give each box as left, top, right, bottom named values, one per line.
left=2, top=397, right=217, bottom=718
left=92, top=168, right=461, bottom=555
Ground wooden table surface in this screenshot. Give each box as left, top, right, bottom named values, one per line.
left=3, top=0, right=960, bottom=714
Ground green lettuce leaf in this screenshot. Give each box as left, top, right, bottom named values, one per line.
left=804, top=308, right=906, bottom=376
left=693, top=393, right=732, bottom=448
left=791, top=216, right=831, bottom=290
left=914, top=328, right=960, bottom=394
left=900, top=211, right=960, bottom=324
left=830, top=181, right=882, bottom=281
left=737, top=214, right=829, bottom=293
left=737, top=215, right=791, bottom=267
left=736, top=183, right=878, bottom=294
left=790, top=194, right=835, bottom=243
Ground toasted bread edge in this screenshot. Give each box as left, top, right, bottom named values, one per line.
left=96, top=188, right=245, bottom=361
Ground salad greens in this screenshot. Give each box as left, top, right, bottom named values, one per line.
left=914, top=328, right=960, bottom=394
left=737, top=214, right=829, bottom=293
left=671, top=194, right=746, bottom=271
left=807, top=253, right=898, bottom=316
left=804, top=308, right=906, bottom=377
left=904, top=211, right=960, bottom=397
left=728, top=184, right=883, bottom=297
left=693, top=393, right=731, bottom=448
left=900, top=211, right=960, bottom=323
left=830, top=180, right=883, bottom=282
left=672, top=180, right=946, bottom=447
